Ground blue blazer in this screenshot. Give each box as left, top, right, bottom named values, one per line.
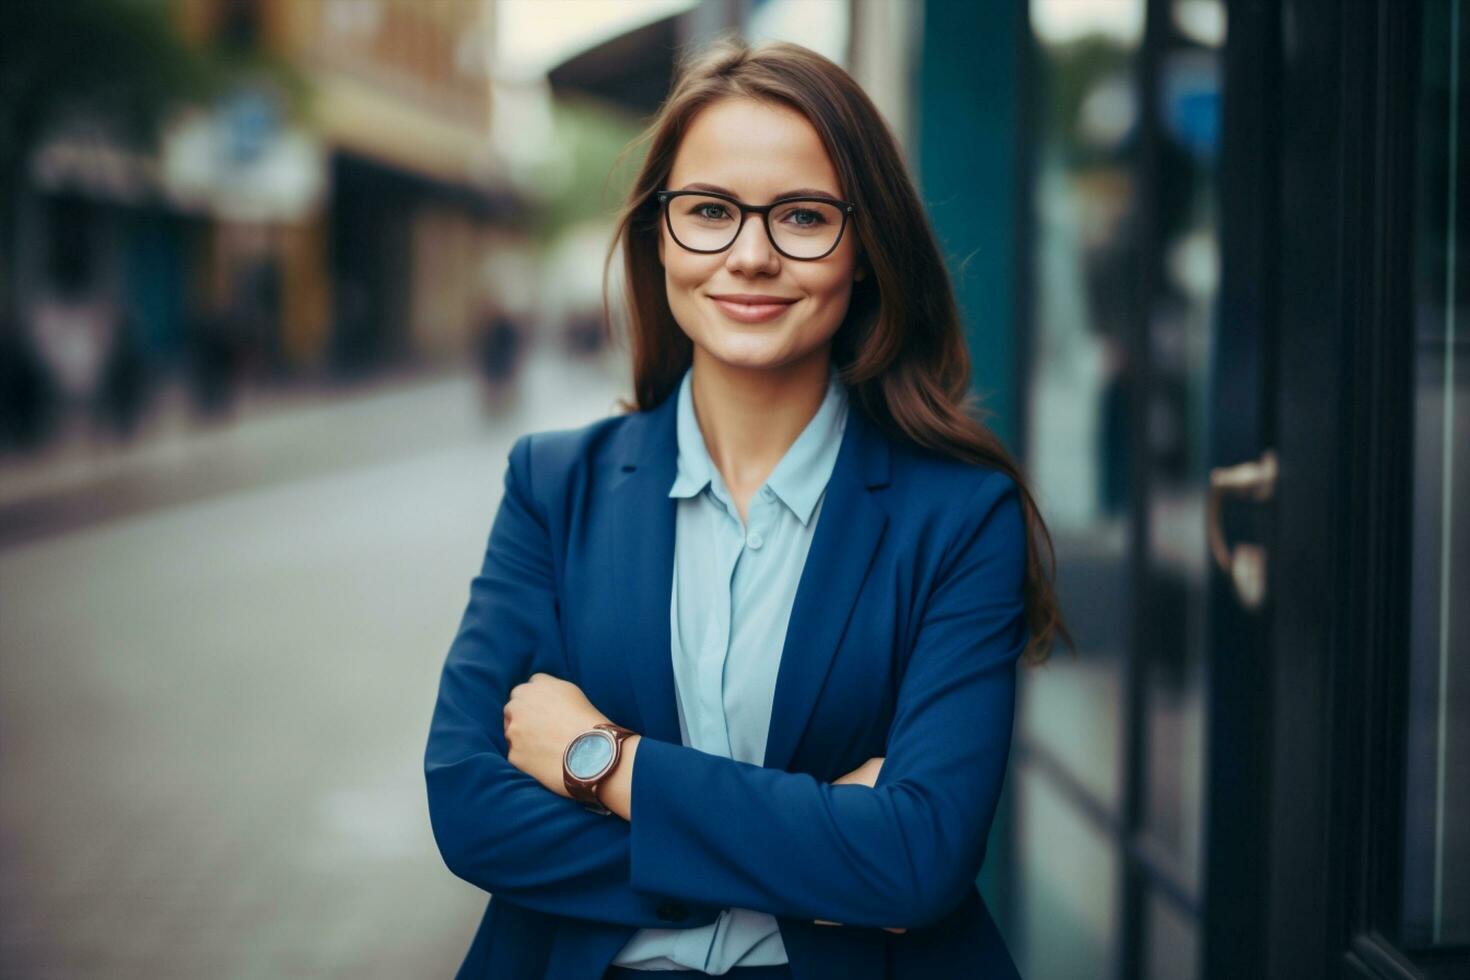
left=424, top=385, right=1028, bottom=980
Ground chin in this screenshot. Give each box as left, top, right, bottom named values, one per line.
left=708, top=341, right=823, bottom=376
left=706, top=349, right=787, bottom=372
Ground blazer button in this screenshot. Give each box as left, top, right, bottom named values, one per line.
left=656, top=902, right=689, bottom=922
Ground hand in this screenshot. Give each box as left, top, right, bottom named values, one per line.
left=832, top=755, right=885, bottom=788
left=503, top=672, right=614, bottom=799
left=815, top=758, right=907, bottom=934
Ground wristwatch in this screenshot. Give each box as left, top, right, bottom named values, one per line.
left=563, top=722, right=638, bottom=815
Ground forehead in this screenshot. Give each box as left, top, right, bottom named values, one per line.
left=668, top=96, right=843, bottom=201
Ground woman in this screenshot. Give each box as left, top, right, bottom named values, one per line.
left=425, top=36, right=1072, bottom=980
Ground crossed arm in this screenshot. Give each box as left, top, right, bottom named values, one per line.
left=605, top=737, right=906, bottom=933
left=424, top=434, right=1028, bottom=932
left=498, top=669, right=905, bottom=931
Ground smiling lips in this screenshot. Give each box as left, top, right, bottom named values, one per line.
left=709, top=294, right=798, bottom=323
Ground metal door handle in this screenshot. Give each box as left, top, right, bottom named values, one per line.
left=1207, top=449, right=1277, bottom=611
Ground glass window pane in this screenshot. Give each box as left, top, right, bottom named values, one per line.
left=1014, top=769, right=1120, bottom=979
left=1145, top=887, right=1199, bottom=980
left=1401, top=0, right=1469, bottom=950
left=1021, top=0, right=1145, bottom=815
left=1138, top=0, right=1225, bottom=900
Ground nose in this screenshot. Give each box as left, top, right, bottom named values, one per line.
left=723, top=211, right=780, bottom=275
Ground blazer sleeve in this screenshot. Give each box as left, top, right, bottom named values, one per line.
left=423, top=433, right=716, bottom=929
left=626, top=469, right=1029, bottom=931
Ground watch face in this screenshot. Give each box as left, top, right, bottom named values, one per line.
left=567, top=731, right=615, bottom=780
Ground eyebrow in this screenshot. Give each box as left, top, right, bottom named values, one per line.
left=676, top=182, right=842, bottom=201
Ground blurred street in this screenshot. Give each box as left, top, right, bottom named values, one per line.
left=0, top=349, right=626, bottom=979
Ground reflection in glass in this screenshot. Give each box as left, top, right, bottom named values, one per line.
left=1401, top=0, right=1468, bottom=950
left=1017, top=1, right=1224, bottom=973
left=1016, top=5, right=1143, bottom=976
left=1139, top=2, right=1222, bottom=898
left=1145, top=887, right=1199, bottom=980
left=1015, top=772, right=1119, bottom=978
left=1020, top=0, right=1143, bottom=817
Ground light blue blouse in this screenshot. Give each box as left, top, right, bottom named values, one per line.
left=610, top=362, right=849, bottom=973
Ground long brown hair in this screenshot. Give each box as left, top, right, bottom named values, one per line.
left=600, top=34, right=1074, bottom=666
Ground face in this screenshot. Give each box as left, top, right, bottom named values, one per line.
left=658, top=96, right=864, bottom=376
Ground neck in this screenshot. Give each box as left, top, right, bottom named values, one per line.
left=688, top=345, right=833, bottom=494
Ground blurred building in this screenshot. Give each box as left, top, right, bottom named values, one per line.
left=172, top=0, right=525, bottom=377
left=555, top=2, right=1468, bottom=979
left=7, top=0, right=527, bottom=443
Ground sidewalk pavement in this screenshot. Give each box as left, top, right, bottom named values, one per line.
left=0, top=348, right=631, bottom=550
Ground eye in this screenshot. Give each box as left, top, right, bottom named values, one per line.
left=689, top=202, right=731, bottom=221
left=773, top=203, right=833, bottom=229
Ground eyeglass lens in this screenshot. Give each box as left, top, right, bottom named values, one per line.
left=666, top=195, right=844, bottom=259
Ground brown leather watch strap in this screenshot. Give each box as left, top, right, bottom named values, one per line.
left=563, top=722, right=637, bottom=814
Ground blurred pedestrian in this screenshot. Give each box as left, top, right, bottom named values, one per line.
left=476, top=310, right=522, bottom=386
left=0, top=323, right=57, bottom=452
left=474, top=308, right=523, bottom=414
left=185, top=301, right=242, bottom=420
left=27, top=286, right=114, bottom=414
left=96, top=308, right=153, bottom=439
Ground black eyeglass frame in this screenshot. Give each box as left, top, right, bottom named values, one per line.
left=655, top=189, right=857, bottom=261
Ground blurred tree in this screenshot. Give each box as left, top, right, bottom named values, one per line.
left=0, top=0, right=306, bottom=324
left=534, top=95, right=646, bottom=250
left=1037, top=35, right=1136, bottom=170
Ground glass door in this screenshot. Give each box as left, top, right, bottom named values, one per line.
left=1009, top=0, right=1465, bottom=977
left=1400, top=0, right=1468, bottom=955
left=1007, top=2, right=1234, bottom=977
left=1259, top=0, right=1467, bottom=977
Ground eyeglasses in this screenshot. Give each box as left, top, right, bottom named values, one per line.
left=656, top=189, right=857, bottom=261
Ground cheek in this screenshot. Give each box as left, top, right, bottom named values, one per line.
left=665, top=254, right=722, bottom=310
left=664, top=267, right=698, bottom=314
left=662, top=260, right=716, bottom=338
left=795, top=270, right=856, bottom=321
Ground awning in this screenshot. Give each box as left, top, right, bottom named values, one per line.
left=546, top=11, right=687, bottom=117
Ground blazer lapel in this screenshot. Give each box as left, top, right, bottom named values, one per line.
left=610, top=393, right=683, bottom=746
left=763, top=404, right=890, bottom=771
left=609, top=388, right=892, bottom=771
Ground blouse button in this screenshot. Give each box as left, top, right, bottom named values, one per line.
left=747, top=531, right=764, bottom=550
